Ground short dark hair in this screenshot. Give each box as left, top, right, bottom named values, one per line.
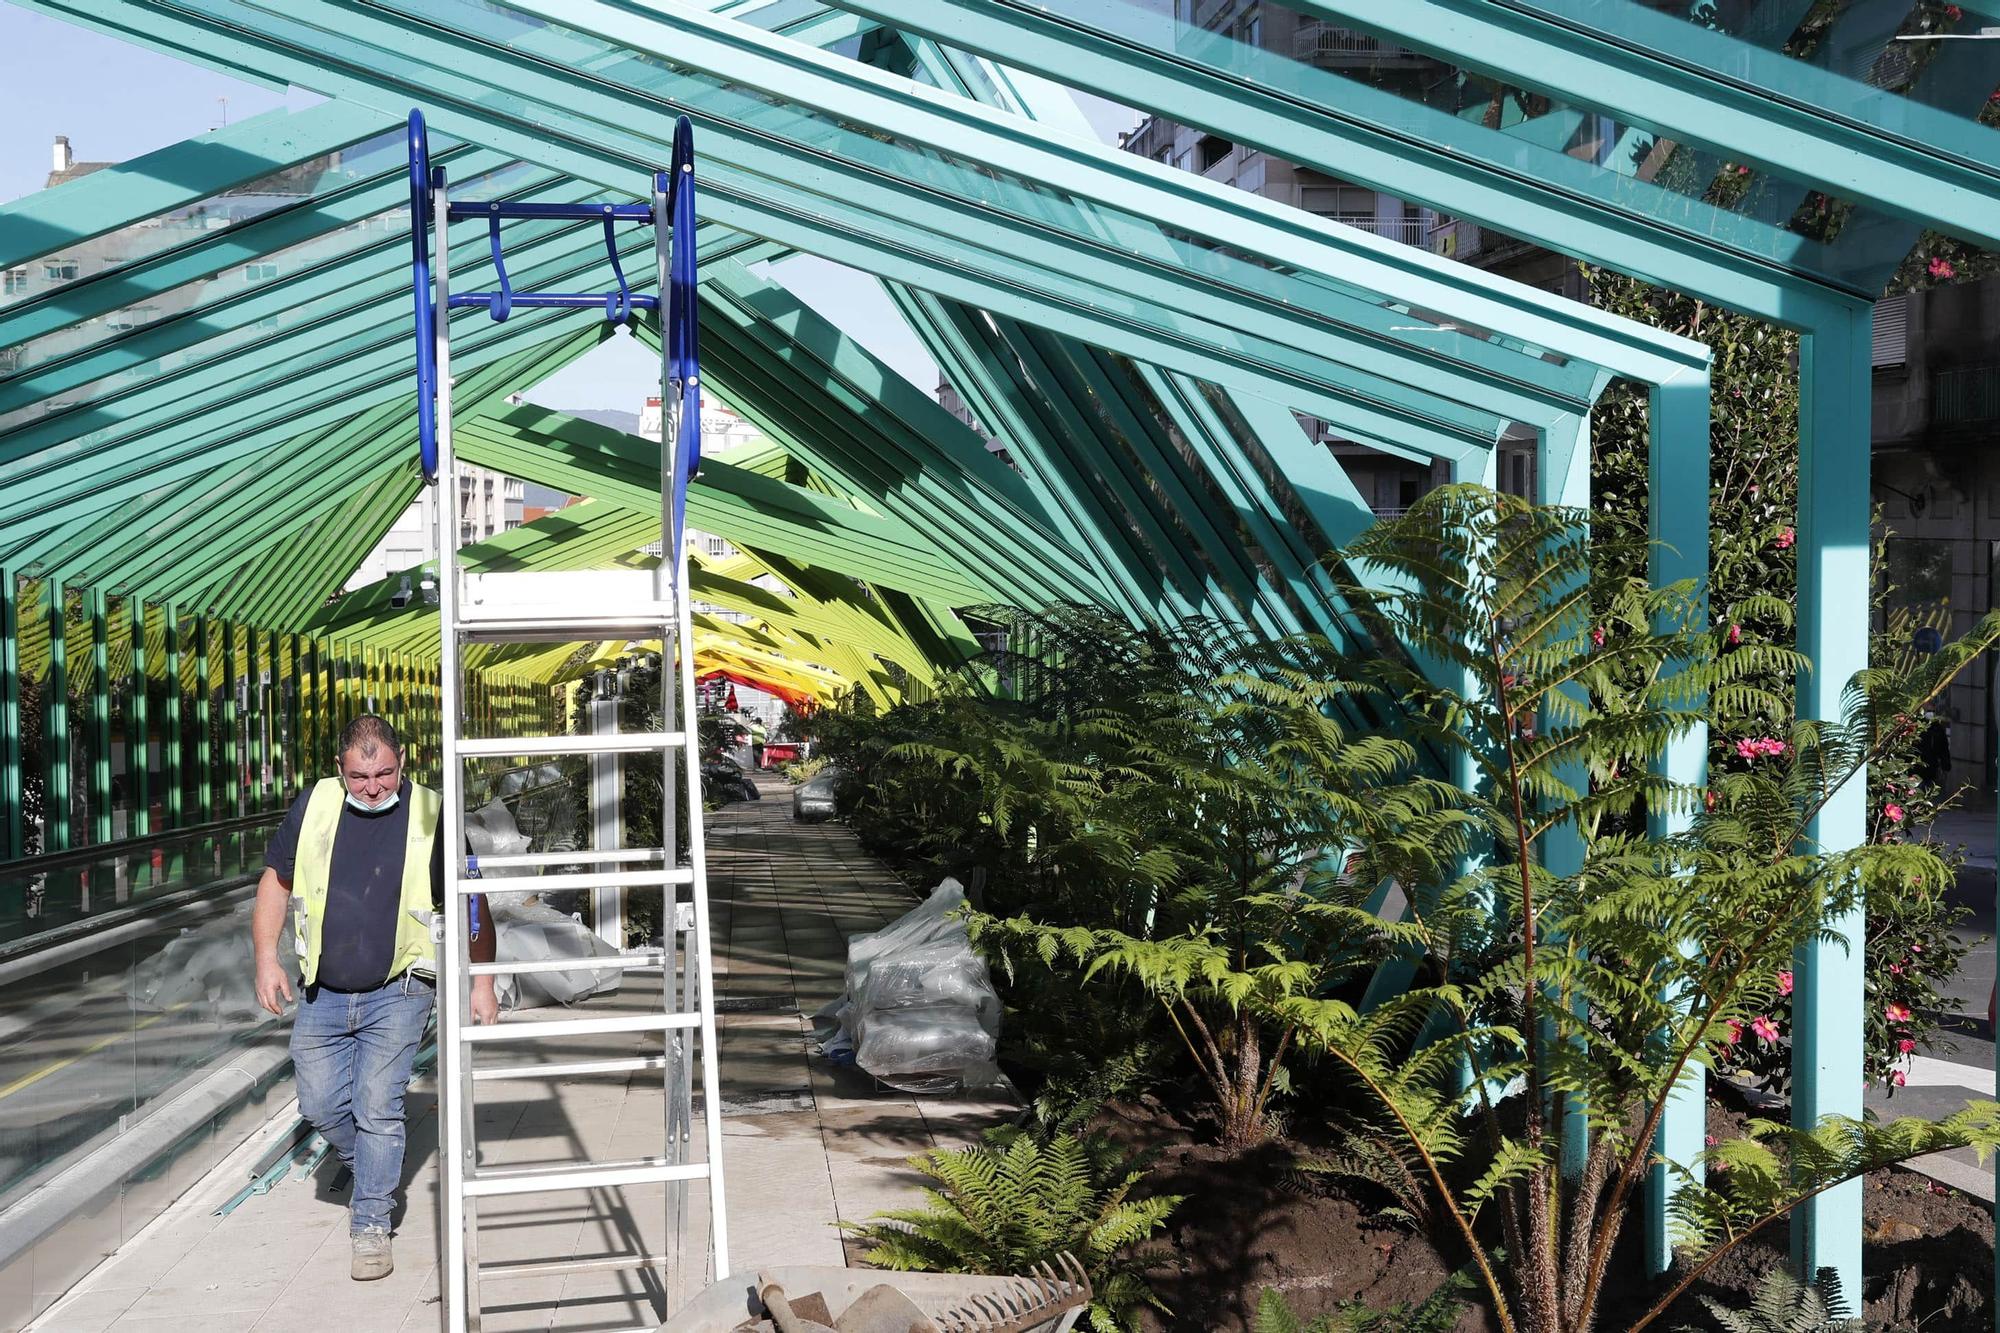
left=338, top=715, right=402, bottom=761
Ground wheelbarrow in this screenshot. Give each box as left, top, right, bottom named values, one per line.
left=660, top=1257, right=1091, bottom=1332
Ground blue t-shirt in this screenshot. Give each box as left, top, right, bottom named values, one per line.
left=264, top=779, right=443, bottom=992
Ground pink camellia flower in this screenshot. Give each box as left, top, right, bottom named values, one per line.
left=1776, top=527, right=1796, bottom=550
left=1947, top=5, right=1964, bottom=20
left=1899, top=1038, right=1917, bottom=1054
left=1704, top=1134, right=1718, bottom=1147
left=1722, top=1018, right=1743, bottom=1046
left=1911, top=942, right=1924, bottom=954
left=1886, top=1002, right=1913, bottom=1024
left=1751, top=1015, right=1781, bottom=1044
left=1590, top=626, right=1605, bottom=648
left=1777, top=970, right=1793, bottom=996
left=1884, top=803, right=1906, bottom=823
left=1728, top=623, right=1742, bottom=645
left=1889, top=963, right=1904, bottom=975
left=1748, top=483, right=1760, bottom=497
left=1734, top=737, right=1788, bottom=760
left=1892, top=1069, right=1908, bottom=1087
left=1930, top=256, right=1957, bottom=280
left=1704, top=789, right=1719, bottom=812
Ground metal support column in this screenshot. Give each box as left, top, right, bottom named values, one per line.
left=0, top=569, right=20, bottom=861
left=129, top=597, right=150, bottom=838
left=1644, top=366, right=1712, bottom=1275
left=193, top=614, right=213, bottom=825
left=222, top=619, right=242, bottom=817
left=1790, top=300, right=1872, bottom=1295
left=45, top=579, right=71, bottom=853
left=590, top=672, right=625, bottom=949
left=88, top=586, right=111, bottom=846
left=164, top=606, right=183, bottom=830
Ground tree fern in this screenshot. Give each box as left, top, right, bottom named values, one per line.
left=842, top=1124, right=1181, bottom=1332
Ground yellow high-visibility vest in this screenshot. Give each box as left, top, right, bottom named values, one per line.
left=290, top=778, right=441, bottom=986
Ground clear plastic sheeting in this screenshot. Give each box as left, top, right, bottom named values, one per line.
left=814, top=879, right=1002, bottom=1093
left=490, top=900, right=628, bottom=1010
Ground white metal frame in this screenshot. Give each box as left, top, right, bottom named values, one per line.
left=429, top=166, right=729, bottom=1333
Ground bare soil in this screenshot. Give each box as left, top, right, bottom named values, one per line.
left=1100, top=1094, right=1996, bottom=1333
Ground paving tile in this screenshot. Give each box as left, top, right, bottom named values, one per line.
left=27, top=1286, right=146, bottom=1333
left=42, top=785, right=1027, bottom=1329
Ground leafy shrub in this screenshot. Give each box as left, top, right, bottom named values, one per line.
left=1679, top=1267, right=1862, bottom=1333
left=780, top=754, right=828, bottom=783
left=842, top=1122, right=1180, bottom=1332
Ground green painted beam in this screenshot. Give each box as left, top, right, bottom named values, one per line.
left=0, top=101, right=396, bottom=272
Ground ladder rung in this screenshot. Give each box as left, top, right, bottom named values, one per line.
left=460, top=1012, right=699, bottom=1043
left=447, top=200, right=654, bottom=221
left=469, top=950, right=666, bottom=977
left=455, top=612, right=677, bottom=643
left=457, top=867, right=691, bottom=895
left=465, top=1158, right=706, bottom=1197
left=473, top=1054, right=668, bottom=1082
left=456, top=732, right=683, bottom=758
left=477, top=1252, right=665, bottom=1282
left=474, top=848, right=667, bottom=869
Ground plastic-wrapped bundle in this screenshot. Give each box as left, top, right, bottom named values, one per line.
left=465, top=798, right=536, bottom=908
left=491, top=900, right=627, bottom=1010
left=814, top=880, right=1004, bottom=1093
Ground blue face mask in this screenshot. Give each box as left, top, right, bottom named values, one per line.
left=345, top=787, right=401, bottom=814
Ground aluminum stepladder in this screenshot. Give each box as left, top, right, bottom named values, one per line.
left=405, top=108, right=729, bottom=1331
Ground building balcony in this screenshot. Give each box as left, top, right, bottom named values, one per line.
left=1293, top=20, right=1426, bottom=67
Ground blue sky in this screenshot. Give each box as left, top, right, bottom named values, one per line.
left=1, top=8, right=1136, bottom=418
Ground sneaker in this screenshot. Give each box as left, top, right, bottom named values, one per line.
left=351, top=1226, right=393, bottom=1281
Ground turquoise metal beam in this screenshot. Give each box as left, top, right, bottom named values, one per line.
left=1307, top=0, right=2000, bottom=254
left=1790, top=299, right=1873, bottom=1296
left=831, top=0, right=1853, bottom=322
left=686, top=277, right=1100, bottom=607
left=0, top=101, right=395, bottom=272
left=16, top=0, right=1699, bottom=388
left=1644, top=365, right=1713, bottom=1275
left=1536, top=411, right=1592, bottom=1182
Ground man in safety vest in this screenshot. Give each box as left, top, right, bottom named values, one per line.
left=251, top=714, right=499, bottom=1281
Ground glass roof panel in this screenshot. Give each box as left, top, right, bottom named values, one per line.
left=379, top=0, right=1574, bottom=434
left=0, top=128, right=415, bottom=315
left=0, top=162, right=562, bottom=412
left=969, top=0, right=1971, bottom=295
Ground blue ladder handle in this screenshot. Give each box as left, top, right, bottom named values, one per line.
left=407, top=109, right=438, bottom=484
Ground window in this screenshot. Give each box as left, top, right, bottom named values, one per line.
left=703, top=536, right=732, bottom=557
left=3, top=268, right=27, bottom=295
left=1235, top=7, right=1261, bottom=47
left=1300, top=185, right=1377, bottom=228
left=1872, top=294, right=1909, bottom=369
left=243, top=262, right=279, bottom=282
left=1194, top=134, right=1234, bottom=173
left=106, top=305, right=159, bottom=331
left=43, top=259, right=79, bottom=281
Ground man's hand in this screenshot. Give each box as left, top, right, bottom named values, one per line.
left=470, top=976, right=500, bottom=1026
left=255, top=955, right=295, bottom=1016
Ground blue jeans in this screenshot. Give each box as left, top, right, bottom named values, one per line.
left=290, top=971, right=435, bottom=1234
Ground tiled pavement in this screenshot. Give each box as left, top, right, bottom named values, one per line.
left=29, top=777, right=1018, bottom=1332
